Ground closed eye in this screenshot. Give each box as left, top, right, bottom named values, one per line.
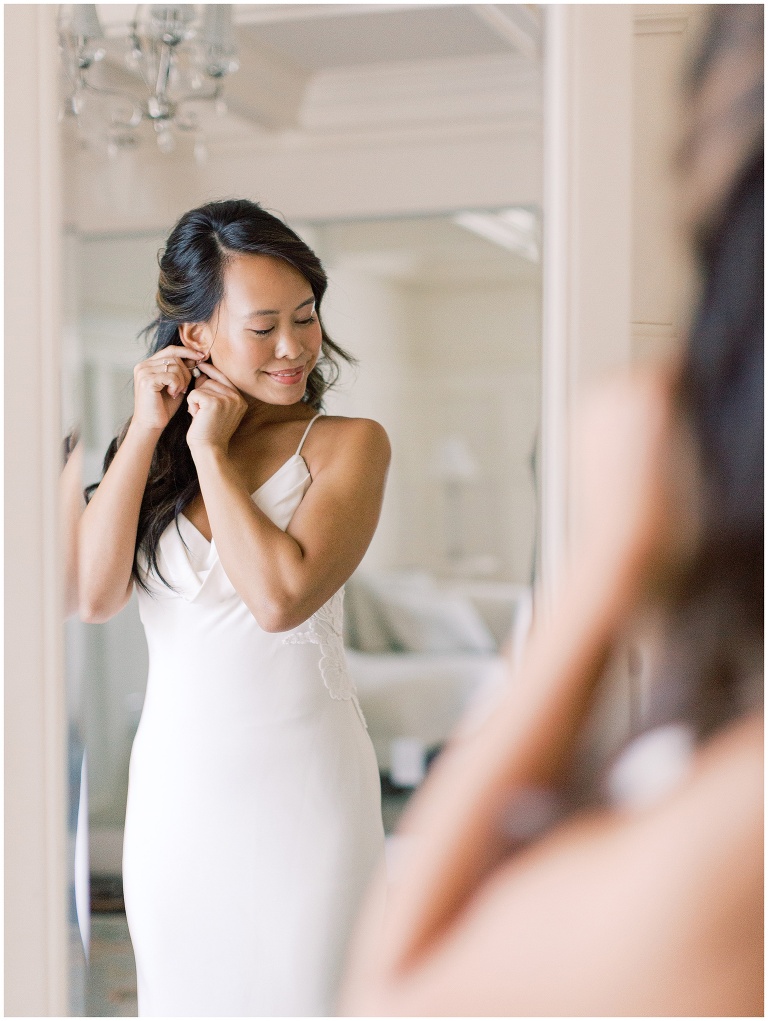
left=249, top=315, right=316, bottom=337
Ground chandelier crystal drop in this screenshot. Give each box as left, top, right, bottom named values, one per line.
left=58, top=5, right=239, bottom=157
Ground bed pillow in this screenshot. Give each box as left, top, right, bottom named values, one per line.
left=361, top=572, right=497, bottom=654
left=343, top=574, right=397, bottom=653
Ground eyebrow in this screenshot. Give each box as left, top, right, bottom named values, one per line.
left=244, top=296, right=315, bottom=319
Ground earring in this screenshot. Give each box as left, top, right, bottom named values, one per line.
left=192, top=367, right=201, bottom=378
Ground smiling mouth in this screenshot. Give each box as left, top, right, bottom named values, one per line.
left=265, top=366, right=306, bottom=384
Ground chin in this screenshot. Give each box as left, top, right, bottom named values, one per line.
left=255, top=384, right=308, bottom=406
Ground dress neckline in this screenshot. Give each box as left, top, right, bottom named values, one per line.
left=178, top=453, right=308, bottom=546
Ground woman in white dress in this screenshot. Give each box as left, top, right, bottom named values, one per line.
left=78, top=199, right=389, bottom=1016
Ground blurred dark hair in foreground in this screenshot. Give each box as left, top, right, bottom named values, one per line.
left=656, top=5, right=763, bottom=740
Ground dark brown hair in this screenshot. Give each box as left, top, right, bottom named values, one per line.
left=86, top=199, right=355, bottom=591
left=647, top=6, right=763, bottom=739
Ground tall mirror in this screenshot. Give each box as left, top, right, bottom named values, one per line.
left=61, top=4, right=542, bottom=1013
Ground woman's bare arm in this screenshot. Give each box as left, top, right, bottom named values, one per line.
left=191, top=415, right=390, bottom=632
left=78, top=346, right=201, bottom=622
left=78, top=422, right=160, bottom=622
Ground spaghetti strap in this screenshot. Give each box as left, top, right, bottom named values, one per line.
left=296, top=413, right=322, bottom=456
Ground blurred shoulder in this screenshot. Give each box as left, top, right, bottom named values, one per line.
left=685, top=710, right=763, bottom=818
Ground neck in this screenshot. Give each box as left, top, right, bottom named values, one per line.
left=235, top=394, right=313, bottom=437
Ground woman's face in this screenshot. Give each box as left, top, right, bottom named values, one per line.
left=193, top=253, right=323, bottom=405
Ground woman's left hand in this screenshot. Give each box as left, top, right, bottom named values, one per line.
left=186, top=362, right=248, bottom=455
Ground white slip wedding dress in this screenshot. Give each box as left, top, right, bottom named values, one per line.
left=122, top=415, right=385, bottom=1017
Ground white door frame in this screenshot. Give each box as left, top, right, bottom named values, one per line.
left=5, top=5, right=68, bottom=1015
left=539, top=4, right=633, bottom=601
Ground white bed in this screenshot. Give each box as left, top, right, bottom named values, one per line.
left=343, top=571, right=532, bottom=779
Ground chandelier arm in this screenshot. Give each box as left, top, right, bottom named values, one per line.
left=133, top=46, right=156, bottom=96
left=127, top=20, right=153, bottom=95
left=58, top=38, right=83, bottom=92
left=174, top=83, right=223, bottom=107
left=60, top=64, right=79, bottom=94
left=59, top=6, right=238, bottom=154
left=79, top=78, right=145, bottom=125
left=155, top=41, right=173, bottom=102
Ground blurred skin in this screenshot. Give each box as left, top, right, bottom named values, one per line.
left=78, top=253, right=391, bottom=631
left=338, top=368, right=763, bottom=1016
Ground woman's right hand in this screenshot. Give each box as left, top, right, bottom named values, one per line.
left=132, top=346, right=204, bottom=433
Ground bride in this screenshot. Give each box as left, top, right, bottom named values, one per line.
left=78, top=199, right=389, bottom=1016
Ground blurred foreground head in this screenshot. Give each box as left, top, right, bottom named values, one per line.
left=658, top=6, right=763, bottom=738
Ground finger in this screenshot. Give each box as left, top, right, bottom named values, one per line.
left=187, top=390, right=209, bottom=413
left=159, top=345, right=206, bottom=362
left=151, top=358, right=194, bottom=398
left=194, top=361, right=239, bottom=389
left=154, top=364, right=187, bottom=399
left=193, top=378, right=239, bottom=398
left=151, top=350, right=202, bottom=381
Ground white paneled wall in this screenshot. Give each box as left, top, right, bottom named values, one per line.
left=321, top=263, right=540, bottom=581
left=631, top=6, right=707, bottom=363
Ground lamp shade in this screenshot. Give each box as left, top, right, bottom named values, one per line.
left=431, top=436, right=479, bottom=482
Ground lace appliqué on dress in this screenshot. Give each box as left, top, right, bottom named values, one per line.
left=283, top=589, right=368, bottom=728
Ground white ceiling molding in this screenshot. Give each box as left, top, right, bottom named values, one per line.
left=300, top=53, right=540, bottom=133
left=208, top=117, right=537, bottom=162
left=232, top=4, right=460, bottom=27
left=453, top=208, right=539, bottom=261
left=471, top=5, right=541, bottom=59
left=67, top=123, right=541, bottom=233
left=222, top=36, right=311, bottom=131
left=93, top=4, right=434, bottom=35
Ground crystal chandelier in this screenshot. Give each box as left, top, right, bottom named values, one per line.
left=58, top=5, right=239, bottom=158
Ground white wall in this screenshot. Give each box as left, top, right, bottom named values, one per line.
left=321, top=260, right=540, bottom=581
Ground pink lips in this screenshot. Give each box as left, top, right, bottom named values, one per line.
left=266, top=366, right=305, bottom=386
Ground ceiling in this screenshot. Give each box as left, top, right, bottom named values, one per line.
left=313, top=211, right=541, bottom=284
left=237, top=5, right=533, bottom=70
left=82, top=4, right=542, bottom=146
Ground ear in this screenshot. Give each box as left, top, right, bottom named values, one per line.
left=178, top=322, right=210, bottom=358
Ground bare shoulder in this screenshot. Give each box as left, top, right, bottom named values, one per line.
left=305, top=415, right=391, bottom=471
left=679, top=709, right=763, bottom=832
left=410, top=712, right=764, bottom=1016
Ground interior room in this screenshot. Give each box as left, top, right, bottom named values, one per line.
left=9, top=4, right=750, bottom=1018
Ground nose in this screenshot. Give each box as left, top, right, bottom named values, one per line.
left=273, top=323, right=304, bottom=361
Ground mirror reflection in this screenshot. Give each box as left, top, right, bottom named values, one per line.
left=61, top=4, right=543, bottom=1015
left=69, top=205, right=541, bottom=1015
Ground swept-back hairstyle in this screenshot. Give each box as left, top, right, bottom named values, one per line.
left=86, top=199, right=354, bottom=590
